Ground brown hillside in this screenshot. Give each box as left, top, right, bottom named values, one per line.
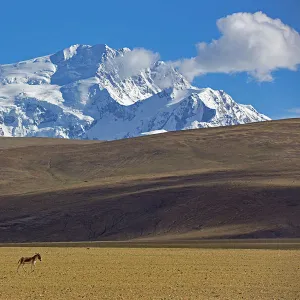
left=0, top=119, right=300, bottom=242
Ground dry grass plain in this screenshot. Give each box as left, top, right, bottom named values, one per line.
left=0, top=247, right=299, bottom=300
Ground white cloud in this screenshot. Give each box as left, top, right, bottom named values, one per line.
left=286, top=108, right=300, bottom=114
left=274, top=108, right=300, bottom=120
left=285, top=108, right=300, bottom=118
left=105, top=12, right=300, bottom=84
left=107, top=49, right=177, bottom=89
left=177, top=11, right=300, bottom=82
left=110, top=48, right=159, bottom=80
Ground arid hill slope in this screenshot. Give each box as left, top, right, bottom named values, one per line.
left=0, top=119, right=300, bottom=242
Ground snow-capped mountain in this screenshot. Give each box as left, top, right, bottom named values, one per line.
left=0, top=44, right=270, bottom=140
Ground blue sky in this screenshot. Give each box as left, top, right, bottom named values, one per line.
left=1, top=0, right=299, bottom=119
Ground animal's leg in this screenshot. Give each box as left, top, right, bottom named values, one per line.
left=22, top=264, right=27, bottom=273
left=17, top=258, right=22, bottom=273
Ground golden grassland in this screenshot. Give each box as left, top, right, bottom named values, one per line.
left=0, top=247, right=299, bottom=300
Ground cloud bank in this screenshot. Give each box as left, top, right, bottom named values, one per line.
left=286, top=108, right=300, bottom=115
left=108, top=12, right=300, bottom=83
left=177, top=11, right=300, bottom=82
left=111, top=48, right=159, bottom=80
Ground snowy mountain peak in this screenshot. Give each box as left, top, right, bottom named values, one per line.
left=0, top=43, right=270, bottom=139
left=50, top=43, right=113, bottom=63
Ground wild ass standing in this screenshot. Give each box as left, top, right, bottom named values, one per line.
left=17, top=253, right=42, bottom=273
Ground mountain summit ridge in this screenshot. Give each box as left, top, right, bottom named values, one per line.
left=0, top=43, right=270, bottom=140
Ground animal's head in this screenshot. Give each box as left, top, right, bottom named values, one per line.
left=35, top=253, right=42, bottom=261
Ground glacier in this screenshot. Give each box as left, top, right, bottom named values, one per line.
left=0, top=44, right=270, bottom=140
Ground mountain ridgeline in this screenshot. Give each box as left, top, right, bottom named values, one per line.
left=0, top=44, right=270, bottom=140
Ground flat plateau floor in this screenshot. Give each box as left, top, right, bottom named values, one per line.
left=0, top=247, right=299, bottom=300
